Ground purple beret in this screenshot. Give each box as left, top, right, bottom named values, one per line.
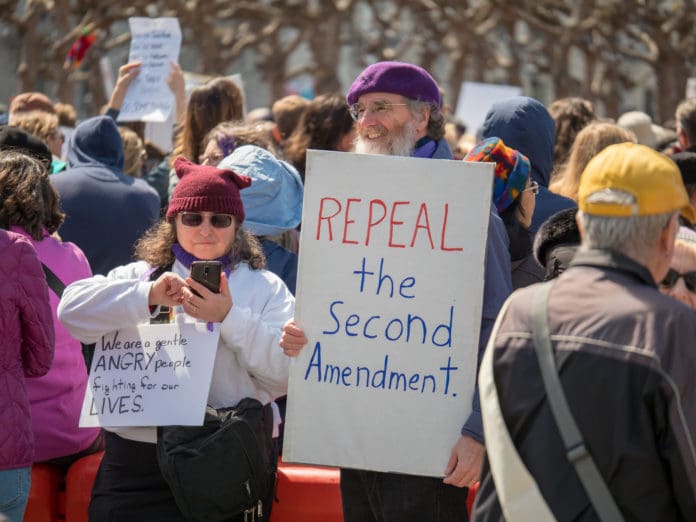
left=346, top=61, right=441, bottom=107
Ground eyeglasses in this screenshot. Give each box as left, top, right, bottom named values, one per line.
left=523, top=180, right=539, bottom=196
left=179, top=212, right=234, bottom=228
left=348, top=101, right=409, bottom=121
left=660, top=268, right=696, bottom=292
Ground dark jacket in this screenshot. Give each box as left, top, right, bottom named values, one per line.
left=473, top=249, right=696, bottom=521
left=480, top=96, right=576, bottom=233
left=426, top=144, right=512, bottom=442
left=0, top=230, right=54, bottom=470
left=51, top=116, right=160, bottom=275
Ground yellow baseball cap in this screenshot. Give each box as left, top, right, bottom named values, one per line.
left=578, top=142, right=696, bottom=224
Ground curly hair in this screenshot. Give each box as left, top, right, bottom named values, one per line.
left=406, top=99, right=445, bottom=141
left=134, top=218, right=266, bottom=271
left=171, top=78, right=245, bottom=165
left=0, top=151, right=64, bottom=239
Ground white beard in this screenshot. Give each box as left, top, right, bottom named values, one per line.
left=354, top=120, right=419, bottom=157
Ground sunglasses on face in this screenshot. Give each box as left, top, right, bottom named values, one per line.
left=179, top=212, right=234, bottom=228
left=660, top=268, right=696, bottom=292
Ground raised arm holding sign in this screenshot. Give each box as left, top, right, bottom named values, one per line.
left=117, top=17, right=182, bottom=122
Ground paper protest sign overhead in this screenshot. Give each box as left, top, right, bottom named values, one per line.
left=79, top=322, right=218, bottom=427
left=118, top=17, right=181, bottom=122
left=283, top=150, right=493, bottom=477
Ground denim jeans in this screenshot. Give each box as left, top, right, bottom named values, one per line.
left=340, top=468, right=470, bottom=522
left=0, top=467, right=30, bottom=522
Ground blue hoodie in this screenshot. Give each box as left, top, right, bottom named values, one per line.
left=481, top=96, right=576, bottom=233
left=51, top=116, right=160, bottom=275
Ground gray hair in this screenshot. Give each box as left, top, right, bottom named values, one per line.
left=579, top=189, right=676, bottom=258
left=405, top=98, right=445, bottom=141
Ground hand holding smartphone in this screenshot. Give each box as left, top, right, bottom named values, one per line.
left=189, top=261, right=222, bottom=297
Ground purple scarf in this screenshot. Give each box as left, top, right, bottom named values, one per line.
left=172, top=243, right=234, bottom=278
left=412, top=136, right=437, bottom=158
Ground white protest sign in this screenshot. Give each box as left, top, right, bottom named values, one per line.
left=118, top=17, right=182, bottom=122
left=455, top=81, right=522, bottom=136
left=283, top=151, right=493, bottom=477
left=79, top=322, right=219, bottom=427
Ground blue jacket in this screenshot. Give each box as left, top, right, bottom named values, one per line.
left=51, top=116, right=160, bottom=275
left=423, top=137, right=511, bottom=443
left=261, top=239, right=298, bottom=296
left=480, top=96, right=576, bottom=233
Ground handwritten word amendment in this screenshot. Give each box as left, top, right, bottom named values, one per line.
left=304, top=342, right=460, bottom=397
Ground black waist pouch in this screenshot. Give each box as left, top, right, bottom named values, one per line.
left=156, top=398, right=276, bottom=521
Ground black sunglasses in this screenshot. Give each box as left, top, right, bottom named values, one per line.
left=179, top=212, right=234, bottom=228
left=660, top=268, right=696, bottom=292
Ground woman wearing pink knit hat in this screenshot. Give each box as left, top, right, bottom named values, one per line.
left=58, top=157, right=295, bottom=521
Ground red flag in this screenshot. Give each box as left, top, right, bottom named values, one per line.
left=65, top=29, right=96, bottom=69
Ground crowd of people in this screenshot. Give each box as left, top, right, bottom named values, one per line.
left=1, top=55, right=696, bottom=522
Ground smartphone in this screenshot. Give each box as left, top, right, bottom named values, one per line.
left=190, top=261, right=222, bottom=296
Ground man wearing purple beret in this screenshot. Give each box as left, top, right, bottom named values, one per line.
left=340, top=61, right=512, bottom=522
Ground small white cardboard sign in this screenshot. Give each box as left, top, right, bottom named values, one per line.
left=79, top=322, right=219, bottom=427
left=283, top=150, right=493, bottom=477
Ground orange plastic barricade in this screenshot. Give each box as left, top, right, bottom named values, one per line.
left=63, top=451, right=104, bottom=522
left=467, top=481, right=480, bottom=516
left=270, top=460, right=344, bottom=522
left=23, top=464, right=63, bottom=522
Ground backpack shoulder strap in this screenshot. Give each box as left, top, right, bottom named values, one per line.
left=479, top=293, right=556, bottom=521
left=530, top=283, right=624, bottom=522
left=41, top=262, right=66, bottom=297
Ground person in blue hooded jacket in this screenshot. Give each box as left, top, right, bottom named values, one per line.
left=480, top=96, right=576, bottom=233
left=219, top=145, right=302, bottom=296
left=50, top=115, right=160, bottom=275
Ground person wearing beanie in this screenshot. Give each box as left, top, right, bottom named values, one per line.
left=282, top=61, right=513, bottom=522
left=465, top=137, right=545, bottom=289
left=50, top=115, right=160, bottom=275
left=58, top=156, right=296, bottom=521
left=473, top=143, right=696, bottom=520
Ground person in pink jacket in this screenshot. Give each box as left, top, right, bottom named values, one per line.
left=0, top=227, right=54, bottom=522
left=0, top=150, right=103, bottom=469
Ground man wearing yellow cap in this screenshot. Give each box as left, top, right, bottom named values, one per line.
left=472, top=143, right=696, bottom=521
